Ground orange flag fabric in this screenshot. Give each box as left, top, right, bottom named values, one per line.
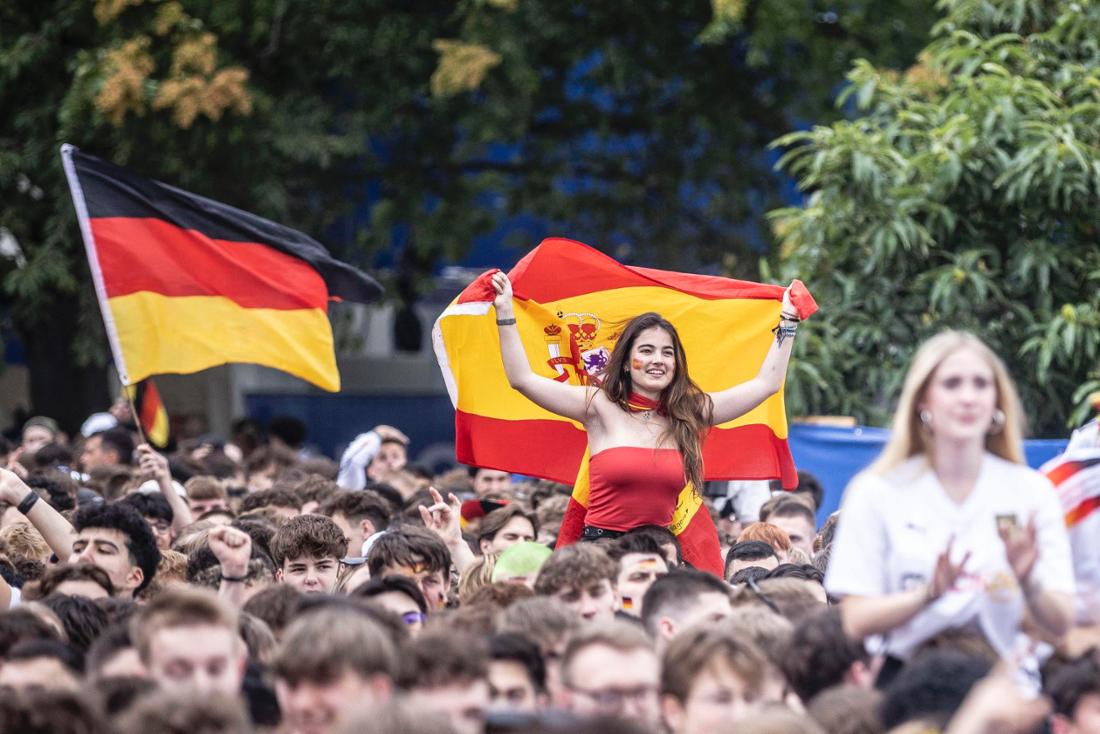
left=432, top=238, right=817, bottom=575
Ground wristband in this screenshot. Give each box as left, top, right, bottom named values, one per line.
left=496, top=318, right=517, bottom=326
left=17, top=490, right=39, bottom=515
left=221, top=573, right=249, bottom=583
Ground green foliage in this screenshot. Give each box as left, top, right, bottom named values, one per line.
left=769, top=0, right=1100, bottom=435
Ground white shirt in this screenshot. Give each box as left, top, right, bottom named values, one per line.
left=826, top=453, right=1074, bottom=663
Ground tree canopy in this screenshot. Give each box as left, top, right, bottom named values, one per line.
left=1, top=0, right=937, bottom=426
left=769, top=0, right=1100, bottom=436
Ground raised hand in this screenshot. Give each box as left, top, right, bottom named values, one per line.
left=929, top=536, right=971, bottom=600
left=371, top=424, right=409, bottom=445
left=999, top=514, right=1039, bottom=586
left=418, top=486, right=463, bottom=549
left=135, top=444, right=171, bottom=484
left=782, top=283, right=795, bottom=317
left=208, top=525, right=253, bottom=578
left=491, top=271, right=514, bottom=315
left=0, top=467, right=30, bottom=505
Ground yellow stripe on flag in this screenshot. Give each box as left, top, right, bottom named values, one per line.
left=109, top=291, right=340, bottom=391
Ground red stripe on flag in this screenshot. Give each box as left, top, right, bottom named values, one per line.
left=1067, top=495, right=1100, bottom=527
left=455, top=413, right=588, bottom=484
left=456, top=411, right=796, bottom=487
left=139, top=382, right=161, bottom=431
left=91, top=217, right=328, bottom=310
left=677, top=510, right=724, bottom=577
left=1047, top=460, right=1089, bottom=487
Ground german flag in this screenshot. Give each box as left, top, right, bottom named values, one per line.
left=432, top=238, right=817, bottom=575
left=125, top=379, right=170, bottom=448
left=60, top=144, right=381, bottom=391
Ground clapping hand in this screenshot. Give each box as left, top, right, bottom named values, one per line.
left=999, top=514, right=1039, bottom=586
left=929, top=536, right=971, bottom=600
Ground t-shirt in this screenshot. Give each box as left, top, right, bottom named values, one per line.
left=826, top=453, right=1075, bottom=664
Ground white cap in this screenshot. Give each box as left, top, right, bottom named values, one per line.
left=80, top=412, right=118, bottom=437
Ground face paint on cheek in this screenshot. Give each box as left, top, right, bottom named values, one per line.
left=635, top=559, right=661, bottom=570
left=631, top=359, right=644, bottom=370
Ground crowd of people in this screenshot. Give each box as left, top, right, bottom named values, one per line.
left=0, top=327, right=1097, bottom=734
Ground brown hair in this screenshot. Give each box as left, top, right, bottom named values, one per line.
left=465, top=581, right=535, bottom=610
left=115, top=689, right=250, bottom=734
left=561, top=620, right=653, bottom=687
left=398, top=629, right=488, bottom=689
left=737, top=522, right=792, bottom=554
left=239, top=487, right=300, bottom=514
left=273, top=607, right=398, bottom=685
left=25, top=563, right=116, bottom=600
left=184, top=476, right=227, bottom=502
left=660, top=626, right=766, bottom=702
left=242, top=584, right=301, bottom=639
left=807, top=686, right=884, bottom=734
left=731, top=577, right=823, bottom=622
left=319, top=490, right=391, bottom=531
left=533, top=543, right=618, bottom=596
left=244, top=445, right=297, bottom=477
left=0, top=523, right=51, bottom=561
left=130, top=587, right=239, bottom=663
left=496, top=597, right=581, bottom=651
left=366, top=525, right=451, bottom=577
left=270, top=514, right=348, bottom=566
left=477, top=505, right=538, bottom=543
left=599, top=312, right=714, bottom=493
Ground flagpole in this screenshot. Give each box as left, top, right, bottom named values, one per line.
left=123, top=380, right=148, bottom=447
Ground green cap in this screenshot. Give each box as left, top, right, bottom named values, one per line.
left=491, top=541, right=552, bottom=583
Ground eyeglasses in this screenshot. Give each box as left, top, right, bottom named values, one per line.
left=568, top=684, right=657, bottom=708
left=401, top=611, right=426, bottom=626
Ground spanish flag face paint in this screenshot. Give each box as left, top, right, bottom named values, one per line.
left=61, top=145, right=381, bottom=391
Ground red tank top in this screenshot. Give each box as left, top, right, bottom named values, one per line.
left=585, top=447, right=686, bottom=531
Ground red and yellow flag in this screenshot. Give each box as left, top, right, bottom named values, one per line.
left=124, top=379, right=170, bottom=448
left=433, top=238, right=816, bottom=575
left=60, top=145, right=381, bottom=392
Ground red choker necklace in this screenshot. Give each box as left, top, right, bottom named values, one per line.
left=626, top=392, right=664, bottom=415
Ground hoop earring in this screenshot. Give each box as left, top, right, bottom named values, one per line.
left=989, top=409, right=1005, bottom=435
left=919, top=409, right=932, bottom=427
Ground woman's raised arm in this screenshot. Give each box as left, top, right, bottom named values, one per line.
left=708, top=284, right=798, bottom=425
left=492, top=271, right=595, bottom=424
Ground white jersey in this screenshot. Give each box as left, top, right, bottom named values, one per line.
left=826, top=453, right=1074, bottom=663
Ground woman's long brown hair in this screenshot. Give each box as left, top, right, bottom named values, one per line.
left=600, top=312, right=714, bottom=492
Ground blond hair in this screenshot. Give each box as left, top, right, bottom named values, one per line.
left=0, top=523, right=51, bottom=561
left=458, top=553, right=498, bottom=605
left=868, top=330, right=1025, bottom=474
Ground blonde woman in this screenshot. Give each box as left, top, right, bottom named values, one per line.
left=825, top=331, right=1074, bottom=684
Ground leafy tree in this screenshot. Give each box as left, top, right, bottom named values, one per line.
left=1, top=0, right=937, bottom=428
left=768, top=0, right=1100, bottom=436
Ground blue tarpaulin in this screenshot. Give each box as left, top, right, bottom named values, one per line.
left=788, top=423, right=1069, bottom=525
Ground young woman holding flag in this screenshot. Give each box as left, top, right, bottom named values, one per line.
left=488, top=270, right=800, bottom=546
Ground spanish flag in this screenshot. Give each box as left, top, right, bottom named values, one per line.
left=60, top=145, right=381, bottom=391
left=432, top=238, right=816, bottom=575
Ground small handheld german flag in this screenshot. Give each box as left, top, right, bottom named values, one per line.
left=125, top=379, right=170, bottom=448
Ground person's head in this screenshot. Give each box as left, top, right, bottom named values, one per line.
left=534, top=544, right=619, bottom=621
left=724, top=540, right=779, bottom=581
left=33, top=563, right=115, bottom=600
left=366, top=526, right=451, bottom=610
left=870, top=330, right=1025, bottom=474
left=807, top=686, right=884, bottom=734
left=737, top=522, right=792, bottom=562
left=471, top=468, right=513, bottom=499
left=1048, top=654, right=1100, bottom=734
left=368, top=438, right=408, bottom=482
left=71, top=502, right=160, bottom=597
left=185, top=476, right=230, bottom=518
left=354, top=574, right=428, bottom=634
left=878, top=650, right=992, bottom=730
left=273, top=608, right=397, bottom=734
left=732, top=576, right=826, bottom=622
left=21, top=416, right=60, bottom=454
left=244, top=445, right=297, bottom=492
left=488, top=633, right=546, bottom=714
left=0, top=688, right=106, bottom=734
left=767, top=498, right=817, bottom=559
left=81, top=428, right=135, bottom=470
left=782, top=607, right=871, bottom=704
left=792, top=471, right=824, bottom=513
left=497, top=597, right=581, bottom=701
left=0, top=639, right=82, bottom=691
left=640, top=569, right=733, bottom=648
left=600, top=313, right=714, bottom=493
left=607, top=533, right=669, bottom=615
left=319, top=491, right=391, bottom=556
left=660, top=626, right=769, bottom=733
left=130, top=587, right=246, bottom=696
left=117, top=492, right=174, bottom=550
left=39, top=593, right=109, bottom=654
left=0, top=522, right=51, bottom=562
left=559, top=620, right=660, bottom=726
left=114, top=689, right=251, bottom=734
left=242, top=584, right=301, bottom=640
left=270, top=515, right=348, bottom=594
left=86, top=623, right=145, bottom=680
left=477, top=505, right=537, bottom=555
left=399, top=630, right=490, bottom=734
